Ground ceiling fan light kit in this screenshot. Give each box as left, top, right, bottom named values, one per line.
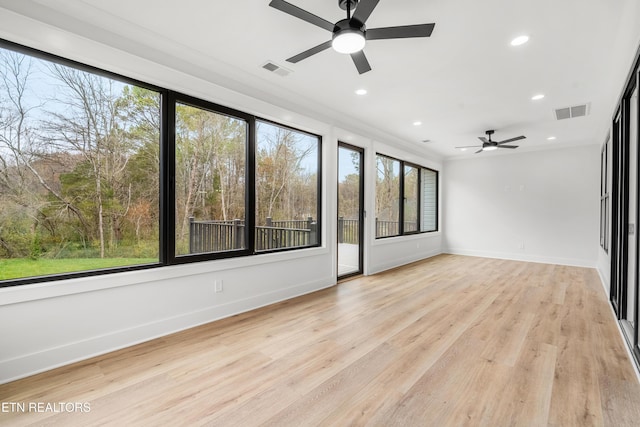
left=269, top=0, right=435, bottom=74
left=332, top=21, right=366, bottom=54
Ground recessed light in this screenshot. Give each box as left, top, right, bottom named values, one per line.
left=547, top=136, right=557, bottom=141
left=413, top=121, right=422, bottom=126
left=355, top=89, right=367, bottom=95
left=459, top=148, right=467, bottom=151
left=510, top=35, right=529, bottom=46
left=531, top=94, right=545, bottom=101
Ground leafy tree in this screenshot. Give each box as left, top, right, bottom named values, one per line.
left=174, top=104, right=246, bottom=252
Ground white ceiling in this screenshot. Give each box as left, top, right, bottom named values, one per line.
left=0, top=0, right=639, bottom=158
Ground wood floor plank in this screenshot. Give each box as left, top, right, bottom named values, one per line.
left=479, top=342, right=557, bottom=426
left=549, top=335, right=604, bottom=426
left=1, top=255, right=639, bottom=426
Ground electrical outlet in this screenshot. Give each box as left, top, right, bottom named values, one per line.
left=214, top=280, right=223, bottom=293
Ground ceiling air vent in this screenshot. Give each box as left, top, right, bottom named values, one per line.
left=262, top=61, right=292, bottom=77
left=554, top=103, right=590, bottom=120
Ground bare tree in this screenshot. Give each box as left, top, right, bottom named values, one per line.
left=256, top=124, right=316, bottom=223
left=0, top=51, right=91, bottom=252
left=44, top=64, right=134, bottom=257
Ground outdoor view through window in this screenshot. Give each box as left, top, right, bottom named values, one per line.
left=255, top=120, right=319, bottom=252
left=0, top=48, right=161, bottom=281
left=0, top=43, right=323, bottom=284
left=174, top=103, right=247, bottom=256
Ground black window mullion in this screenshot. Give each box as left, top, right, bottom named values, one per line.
left=417, top=167, right=422, bottom=233
left=246, top=118, right=256, bottom=254
left=316, top=136, right=323, bottom=247
left=399, top=162, right=405, bottom=235
left=160, top=91, right=174, bottom=265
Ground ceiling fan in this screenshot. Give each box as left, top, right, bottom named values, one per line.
left=269, top=0, right=436, bottom=74
left=456, top=130, right=526, bottom=154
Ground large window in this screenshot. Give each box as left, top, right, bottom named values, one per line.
left=403, top=164, right=420, bottom=233
left=256, top=120, right=319, bottom=251
left=0, top=40, right=322, bottom=287
left=174, top=101, right=247, bottom=256
left=421, top=167, right=438, bottom=232
left=376, top=155, right=400, bottom=237
left=375, top=154, right=438, bottom=238
left=0, top=45, right=161, bottom=282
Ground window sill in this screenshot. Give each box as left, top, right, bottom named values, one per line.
left=0, top=245, right=329, bottom=307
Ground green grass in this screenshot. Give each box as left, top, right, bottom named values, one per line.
left=0, top=257, right=158, bottom=281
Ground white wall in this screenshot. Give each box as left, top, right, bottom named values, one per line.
left=0, top=10, right=442, bottom=384
left=444, top=145, right=600, bottom=267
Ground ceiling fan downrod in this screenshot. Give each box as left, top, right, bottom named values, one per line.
left=486, top=129, right=494, bottom=142
left=339, top=0, right=359, bottom=12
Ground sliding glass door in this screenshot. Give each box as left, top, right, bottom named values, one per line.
left=624, top=81, right=638, bottom=341
left=611, top=66, right=640, bottom=365
left=630, top=77, right=640, bottom=356
left=337, top=143, right=364, bottom=279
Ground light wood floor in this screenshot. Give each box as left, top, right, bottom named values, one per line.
left=2, top=254, right=640, bottom=426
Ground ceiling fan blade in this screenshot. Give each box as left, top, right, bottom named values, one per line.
left=366, top=23, right=435, bottom=40
left=478, top=136, right=489, bottom=143
left=475, top=148, right=484, bottom=154
left=498, top=136, right=526, bottom=144
left=352, top=0, right=380, bottom=25
left=269, top=0, right=335, bottom=32
left=286, top=40, right=333, bottom=63
left=350, top=50, right=372, bottom=74
left=498, top=145, right=518, bottom=149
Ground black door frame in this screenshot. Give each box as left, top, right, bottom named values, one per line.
left=337, top=142, right=365, bottom=280
left=611, top=110, right=623, bottom=316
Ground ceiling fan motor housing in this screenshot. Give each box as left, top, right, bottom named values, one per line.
left=333, top=19, right=366, bottom=36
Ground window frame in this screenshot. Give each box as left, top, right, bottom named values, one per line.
left=167, top=92, right=255, bottom=264
left=375, top=154, right=402, bottom=238
left=375, top=153, right=439, bottom=239
left=402, top=162, right=421, bottom=236
left=0, top=39, right=167, bottom=287
left=421, top=166, right=439, bottom=233
left=600, top=134, right=610, bottom=252
left=0, top=38, right=322, bottom=288
left=254, top=117, right=322, bottom=255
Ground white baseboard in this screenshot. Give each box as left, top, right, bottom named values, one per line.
left=444, top=248, right=596, bottom=268
left=368, top=249, right=443, bottom=275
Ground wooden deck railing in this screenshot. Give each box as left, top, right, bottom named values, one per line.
left=189, top=217, right=317, bottom=253
left=189, top=217, right=419, bottom=253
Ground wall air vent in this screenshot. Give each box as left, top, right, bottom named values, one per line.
left=554, top=103, right=590, bottom=120
left=262, top=61, right=292, bottom=77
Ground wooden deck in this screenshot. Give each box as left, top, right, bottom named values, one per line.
left=1, top=254, right=639, bottom=426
